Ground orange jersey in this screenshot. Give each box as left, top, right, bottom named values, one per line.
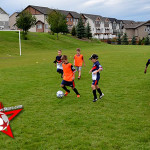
left=74, top=54, right=83, bottom=67
left=62, top=63, right=76, bottom=81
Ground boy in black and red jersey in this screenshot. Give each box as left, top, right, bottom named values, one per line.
left=60, top=55, right=80, bottom=98
left=144, top=59, right=150, bottom=74
left=53, top=50, right=63, bottom=78
left=89, top=54, right=104, bottom=102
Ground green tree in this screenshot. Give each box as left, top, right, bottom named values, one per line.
left=76, top=16, right=85, bottom=39
left=122, top=33, right=129, bottom=45
left=141, top=37, right=145, bottom=45
left=47, top=11, right=68, bottom=39
left=131, top=36, right=136, bottom=45
left=138, top=38, right=142, bottom=45
left=71, top=26, right=76, bottom=36
left=16, top=11, right=36, bottom=40
left=145, top=36, right=149, bottom=45
left=85, top=22, right=92, bottom=39
left=117, top=33, right=121, bottom=45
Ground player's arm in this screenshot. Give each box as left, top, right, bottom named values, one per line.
left=74, top=56, right=75, bottom=66
left=93, top=65, right=103, bottom=74
left=144, top=59, right=150, bottom=74
left=53, top=57, right=57, bottom=67
left=82, top=56, right=86, bottom=67
left=71, top=65, right=76, bottom=80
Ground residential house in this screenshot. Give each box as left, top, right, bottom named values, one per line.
left=9, top=12, right=19, bottom=30
left=0, top=7, right=9, bottom=30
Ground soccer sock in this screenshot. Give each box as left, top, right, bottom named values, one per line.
left=97, top=88, right=102, bottom=96
left=93, top=89, right=97, bottom=99
left=62, top=86, right=70, bottom=93
left=73, top=88, right=80, bottom=95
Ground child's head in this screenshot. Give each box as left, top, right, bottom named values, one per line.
left=89, top=54, right=98, bottom=63
left=58, top=50, right=62, bottom=56
left=76, top=48, right=80, bottom=54
left=61, top=55, right=68, bottom=63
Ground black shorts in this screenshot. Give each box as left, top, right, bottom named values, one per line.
left=61, top=80, right=75, bottom=88
left=57, top=69, right=63, bottom=74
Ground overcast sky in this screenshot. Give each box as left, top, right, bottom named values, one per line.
left=1, top=0, right=150, bottom=21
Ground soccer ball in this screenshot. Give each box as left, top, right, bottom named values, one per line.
left=0, top=112, right=9, bottom=131
left=56, top=91, right=64, bottom=98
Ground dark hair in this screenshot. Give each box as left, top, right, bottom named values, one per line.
left=76, top=48, right=80, bottom=52
left=58, top=50, right=62, bottom=52
left=61, top=55, right=67, bottom=60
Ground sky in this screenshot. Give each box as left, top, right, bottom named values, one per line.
left=1, top=0, right=150, bottom=21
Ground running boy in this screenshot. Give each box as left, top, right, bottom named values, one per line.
left=61, top=55, right=80, bottom=97
left=89, top=54, right=104, bottom=102
left=74, top=48, right=85, bottom=79
left=53, top=50, right=63, bottom=78
left=144, top=59, right=150, bottom=74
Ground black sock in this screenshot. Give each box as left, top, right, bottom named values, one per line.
left=62, top=86, right=70, bottom=93
left=73, top=88, right=80, bottom=95
left=93, top=90, right=97, bottom=99
left=97, top=88, right=102, bottom=96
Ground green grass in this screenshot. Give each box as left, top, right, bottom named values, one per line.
left=0, top=31, right=150, bottom=150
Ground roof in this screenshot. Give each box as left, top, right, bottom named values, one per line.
left=124, top=21, right=149, bottom=29
left=122, top=20, right=136, bottom=24
left=0, top=7, right=8, bottom=15
left=29, top=5, right=53, bottom=14
left=83, top=13, right=103, bottom=21
left=9, top=12, right=20, bottom=18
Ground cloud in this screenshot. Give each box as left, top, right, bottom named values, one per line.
left=1, top=0, right=150, bottom=21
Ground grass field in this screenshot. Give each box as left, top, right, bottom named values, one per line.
left=0, top=31, right=150, bottom=150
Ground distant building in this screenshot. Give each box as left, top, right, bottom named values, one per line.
left=0, top=7, right=9, bottom=30
left=9, top=12, right=19, bottom=30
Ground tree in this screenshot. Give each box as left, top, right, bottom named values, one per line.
left=131, top=36, right=136, bottom=45
left=76, top=16, right=85, bottom=39
left=138, top=38, right=142, bottom=45
left=122, top=33, right=129, bottom=45
left=141, top=37, right=145, bottom=45
left=145, top=36, right=149, bottom=45
left=47, top=11, right=68, bottom=39
left=16, top=11, right=36, bottom=40
left=117, top=33, right=121, bottom=45
left=85, top=22, right=92, bottom=39
left=71, top=26, right=76, bottom=36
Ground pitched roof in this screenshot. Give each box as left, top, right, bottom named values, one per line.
left=0, top=7, right=8, bottom=15
left=29, top=5, right=53, bottom=14
left=57, top=10, right=80, bottom=18
left=83, top=13, right=103, bottom=21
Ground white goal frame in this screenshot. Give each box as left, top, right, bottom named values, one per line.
left=0, top=30, right=22, bottom=56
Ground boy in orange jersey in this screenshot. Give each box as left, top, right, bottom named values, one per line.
left=74, top=48, right=85, bottom=79
left=61, top=55, right=80, bottom=97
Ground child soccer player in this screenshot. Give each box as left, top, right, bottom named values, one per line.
left=60, top=55, right=80, bottom=97
left=144, top=59, right=150, bottom=74
left=53, top=50, right=63, bottom=78
left=89, top=54, right=104, bottom=102
left=74, top=48, right=85, bottom=79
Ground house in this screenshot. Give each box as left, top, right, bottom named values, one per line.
left=123, top=21, right=150, bottom=40
left=9, top=12, right=19, bottom=30
left=83, top=14, right=116, bottom=39
left=0, top=7, right=9, bottom=30
left=13, top=5, right=82, bottom=33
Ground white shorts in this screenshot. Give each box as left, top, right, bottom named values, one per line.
left=76, top=66, right=82, bottom=71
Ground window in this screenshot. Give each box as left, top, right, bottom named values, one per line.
left=70, top=18, right=72, bottom=22
left=45, top=24, right=49, bottom=29
left=37, top=24, right=42, bottom=29
left=67, top=18, right=69, bottom=22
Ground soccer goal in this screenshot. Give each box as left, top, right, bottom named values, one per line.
left=0, top=30, right=22, bottom=56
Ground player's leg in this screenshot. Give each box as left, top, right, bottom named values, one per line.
left=92, top=81, right=97, bottom=102
left=78, top=67, right=82, bottom=79
left=57, top=69, right=63, bottom=78
left=71, top=81, right=80, bottom=97
left=60, top=80, right=70, bottom=96
left=95, top=84, right=104, bottom=99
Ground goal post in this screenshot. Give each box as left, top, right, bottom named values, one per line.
left=0, top=30, right=22, bottom=56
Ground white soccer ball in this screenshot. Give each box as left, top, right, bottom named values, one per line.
left=0, top=112, right=9, bottom=131
left=56, top=91, right=64, bottom=98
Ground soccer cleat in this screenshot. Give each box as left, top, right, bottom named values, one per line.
left=65, top=91, right=70, bottom=96
left=77, top=94, right=80, bottom=98
left=78, top=76, right=81, bottom=79
left=93, top=99, right=98, bottom=102
left=100, top=93, right=104, bottom=99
